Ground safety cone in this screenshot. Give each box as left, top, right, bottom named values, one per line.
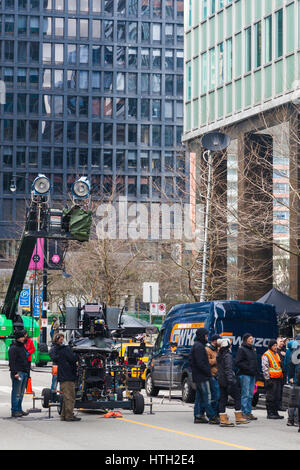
left=25, top=377, right=33, bottom=395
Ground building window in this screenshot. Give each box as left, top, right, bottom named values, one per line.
left=245, top=27, right=252, bottom=73
left=276, top=9, right=283, bottom=58
left=255, top=21, right=262, bottom=68
left=265, top=15, right=272, bottom=63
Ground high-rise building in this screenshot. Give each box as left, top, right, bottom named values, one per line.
left=184, top=0, right=300, bottom=299
left=0, top=0, right=186, bottom=258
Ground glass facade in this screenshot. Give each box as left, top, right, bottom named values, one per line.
left=0, top=0, right=186, bottom=237
left=184, top=0, right=300, bottom=137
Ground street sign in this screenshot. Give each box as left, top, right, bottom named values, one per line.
left=19, top=284, right=30, bottom=308
left=143, top=282, right=159, bottom=303
left=158, top=303, right=166, bottom=315
left=33, top=287, right=43, bottom=318
left=150, top=303, right=158, bottom=314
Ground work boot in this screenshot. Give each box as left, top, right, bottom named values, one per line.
left=194, top=415, right=209, bottom=424
left=243, top=413, right=257, bottom=421
left=11, top=412, right=23, bottom=418
left=219, top=413, right=234, bottom=427
left=235, top=411, right=250, bottom=425
left=65, top=415, right=81, bottom=422
left=21, top=410, right=29, bottom=416
left=287, top=418, right=294, bottom=426
left=208, top=416, right=220, bottom=425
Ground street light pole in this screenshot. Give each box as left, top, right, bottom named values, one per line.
left=199, top=150, right=213, bottom=303
left=198, top=132, right=231, bottom=303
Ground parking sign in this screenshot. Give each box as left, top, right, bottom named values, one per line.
left=19, top=284, right=30, bottom=308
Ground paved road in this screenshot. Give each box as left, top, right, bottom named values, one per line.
left=0, top=366, right=299, bottom=451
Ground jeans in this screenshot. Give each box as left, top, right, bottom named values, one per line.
left=239, top=375, right=255, bottom=415
left=209, top=376, right=220, bottom=415
left=51, top=375, right=58, bottom=392
left=194, top=380, right=216, bottom=420
left=11, top=371, right=28, bottom=414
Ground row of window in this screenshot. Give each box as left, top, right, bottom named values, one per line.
left=1, top=119, right=183, bottom=147
left=3, top=0, right=184, bottom=19
left=1, top=147, right=182, bottom=172
left=1, top=40, right=183, bottom=71
left=1, top=16, right=184, bottom=46
left=187, top=0, right=233, bottom=26
left=187, top=8, right=285, bottom=99
left=3, top=67, right=184, bottom=97
left=0, top=173, right=185, bottom=200
left=4, top=94, right=183, bottom=122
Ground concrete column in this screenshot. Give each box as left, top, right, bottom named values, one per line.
left=237, top=133, right=273, bottom=300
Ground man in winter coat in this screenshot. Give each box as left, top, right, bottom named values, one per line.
left=217, top=338, right=250, bottom=427
left=235, top=333, right=259, bottom=420
left=205, top=334, right=221, bottom=416
left=190, top=328, right=219, bottom=424
left=8, top=330, right=30, bottom=417
left=49, top=333, right=80, bottom=422
left=297, top=363, right=300, bottom=433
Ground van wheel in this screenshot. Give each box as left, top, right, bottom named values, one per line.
left=145, top=374, right=159, bottom=397
left=182, top=377, right=195, bottom=403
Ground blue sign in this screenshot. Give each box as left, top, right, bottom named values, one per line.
left=19, top=285, right=30, bottom=308
left=33, top=287, right=43, bottom=318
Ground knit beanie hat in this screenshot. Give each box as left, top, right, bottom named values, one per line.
left=15, top=329, right=26, bottom=339
left=218, top=338, right=231, bottom=349
left=211, top=334, right=221, bottom=342
left=268, top=339, right=277, bottom=349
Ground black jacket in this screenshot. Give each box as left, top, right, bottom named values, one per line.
left=190, top=330, right=211, bottom=385
left=235, top=342, right=259, bottom=377
left=217, top=348, right=237, bottom=388
left=297, top=364, right=300, bottom=386
left=9, top=340, right=30, bottom=377
left=49, top=343, right=78, bottom=383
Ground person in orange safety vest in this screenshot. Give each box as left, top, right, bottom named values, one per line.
left=262, top=339, right=284, bottom=420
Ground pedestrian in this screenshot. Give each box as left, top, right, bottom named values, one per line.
left=297, top=365, right=300, bottom=433
left=50, top=334, right=59, bottom=392
left=8, top=330, right=30, bottom=418
left=50, top=316, right=60, bottom=341
left=285, top=340, right=300, bottom=426
left=24, top=331, right=35, bottom=375
left=190, top=328, right=219, bottom=425
left=235, top=333, right=259, bottom=421
left=49, top=333, right=81, bottom=421
left=217, top=338, right=250, bottom=427
left=261, top=339, right=284, bottom=420
left=205, top=334, right=221, bottom=416
left=277, top=336, right=287, bottom=411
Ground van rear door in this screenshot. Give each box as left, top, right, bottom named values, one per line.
left=210, top=301, right=278, bottom=363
